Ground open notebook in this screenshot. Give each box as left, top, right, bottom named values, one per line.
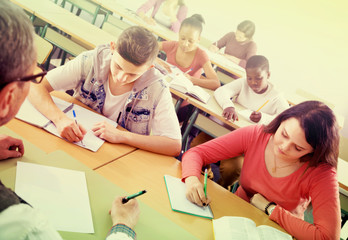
left=168, top=68, right=210, bottom=104
left=164, top=175, right=213, bottom=219
left=15, top=97, right=117, bottom=152
left=213, top=216, right=292, bottom=240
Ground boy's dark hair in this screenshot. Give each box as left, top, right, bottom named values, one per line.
left=246, top=55, right=269, bottom=72
left=237, top=20, right=255, bottom=39
left=116, top=26, right=158, bottom=66
left=180, top=14, right=205, bottom=34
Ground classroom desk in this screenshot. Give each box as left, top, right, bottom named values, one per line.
left=3, top=91, right=136, bottom=170
left=11, top=0, right=116, bottom=49
left=95, top=149, right=288, bottom=240
left=0, top=133, right=196, bottom=240
left=97, top=0, right=178, bottom=41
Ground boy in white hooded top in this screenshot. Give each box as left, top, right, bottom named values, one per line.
left=28, top=26, right=181, bottom=156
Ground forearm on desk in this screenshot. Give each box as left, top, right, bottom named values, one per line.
left=27, top=80, right=66, bottom=124
left=121, top=131, right=181, bottom=156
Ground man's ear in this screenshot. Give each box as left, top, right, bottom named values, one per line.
left=267, top=71, right=271, bottom=79
left=0, top=83, right=16, bottom=118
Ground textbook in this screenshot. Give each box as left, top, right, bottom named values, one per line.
left=15, top=97, right=117, bottom=152
left=164, top=175, right=213, bottom=219
left=168, top=69, right=210, bottom=104
left=213, top=216, right=292, bottom=240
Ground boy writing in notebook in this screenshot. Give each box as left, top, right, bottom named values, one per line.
left=213, top=55, right=289, bottom=188
left=28, top=26, right=181, bottom=156
left=214, top=55, right=289, bottom=124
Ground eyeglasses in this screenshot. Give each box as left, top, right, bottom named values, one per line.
left=0, top=68, right=47, bottom=89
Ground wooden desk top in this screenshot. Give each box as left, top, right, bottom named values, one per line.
left=4, top=92, right=136, bottom=169
left=96, top=149, right=287, bottom=240
left=11, top=0, right=115, bottom=49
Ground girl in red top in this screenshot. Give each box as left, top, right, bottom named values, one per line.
left=182, top=101, right=340, bottom=239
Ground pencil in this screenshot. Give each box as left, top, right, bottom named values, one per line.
left=256, top=100, right=269, bottom=112
left=203, top=169, right=208, bottom=198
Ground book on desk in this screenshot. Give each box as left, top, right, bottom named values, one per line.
left=213, top=216, right=292, bottom=240
left=15, top=96, right=117, bottom=152
left=167, top=68, right=210, bottom=104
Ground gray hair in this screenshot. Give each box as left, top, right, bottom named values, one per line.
left=0, top=0, right=36, bottom=87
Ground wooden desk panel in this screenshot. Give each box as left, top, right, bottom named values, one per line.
left=96, top=149, right=286, bottom=240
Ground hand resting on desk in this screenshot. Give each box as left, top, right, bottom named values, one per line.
left=222, top=107, right=239, bottom=121
left=0, top=134, right=24, bottom=159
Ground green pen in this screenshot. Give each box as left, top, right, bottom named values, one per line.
left=122, top=190, right=147, bottom=204
left=204, top=168, right=208, bottom=198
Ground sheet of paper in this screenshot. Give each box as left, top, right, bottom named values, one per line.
left=15, top=162, right=94, bottom=233
left=45, top=103, right=117, bottom=152
left=164, top=175, right=213, bottom=219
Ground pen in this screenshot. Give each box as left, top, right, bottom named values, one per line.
left=122, top=190, right=147, bottom=204
left=203, top=169, right=208, bottom=198
left=256, top=100, right=269, bottom=112
left=72, top=109, right=84, bottom=146
left=184, top=68, right=192, bottom=74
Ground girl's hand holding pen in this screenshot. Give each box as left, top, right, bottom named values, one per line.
left=185, top=176, right=211, bottom=207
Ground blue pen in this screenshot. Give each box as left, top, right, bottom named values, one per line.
left=72, top=110, right=84, bottom=146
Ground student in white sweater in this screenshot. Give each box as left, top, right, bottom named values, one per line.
left=213, top=55, right=289, bottom=188
left=214, top=55, right=289, bottom=125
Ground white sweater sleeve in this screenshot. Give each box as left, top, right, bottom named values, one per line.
left=214, top=78, right=243, bottom=110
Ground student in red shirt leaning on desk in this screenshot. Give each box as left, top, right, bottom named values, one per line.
left=182, top=101, right=340, bottom=239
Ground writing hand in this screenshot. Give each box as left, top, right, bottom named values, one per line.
left=110, top=196, right=140, bottom=229
left=56, top=115, right=87, bottom=142
left=185, top=176, right=211, bottom=207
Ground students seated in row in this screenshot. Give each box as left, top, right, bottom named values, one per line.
left=209, top=20, right=257, bottom=68
left=0, top=2, right=139, bottom=239
left=136, top=0, right=187, bottom=33
left=213, top=55, right=289, bottom=187
left=28, top=26, right=182, bottom=156
left=182, top=101, right=340, bottom=239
